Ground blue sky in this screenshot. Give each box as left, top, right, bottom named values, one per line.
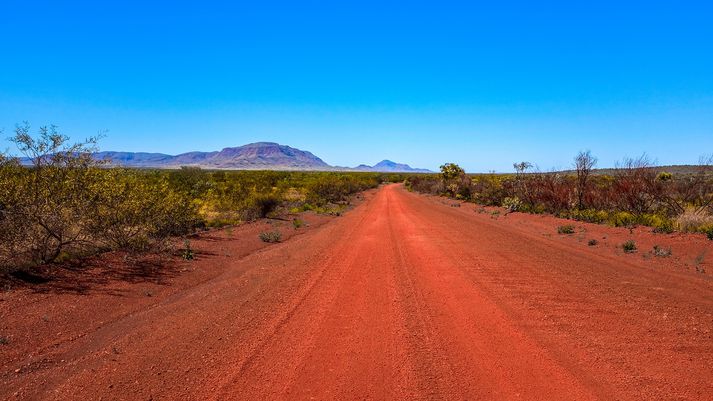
left=1, top=1, right=712, bottom=171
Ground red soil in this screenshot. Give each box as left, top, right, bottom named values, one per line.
left=1, top=184, right=712, bottom=400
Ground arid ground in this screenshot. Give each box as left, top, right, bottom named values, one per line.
left=2, top=184, right=712, bottom=400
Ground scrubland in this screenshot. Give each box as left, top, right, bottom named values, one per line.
left=0, top=125, right=404, bottom=272
left=406, top=153, right=713, bottom=239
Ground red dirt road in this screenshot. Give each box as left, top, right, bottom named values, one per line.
left=2, top=184, right=713, bottom=400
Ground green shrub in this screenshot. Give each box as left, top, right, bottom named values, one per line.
left=656, top=171, right=673, bottom=181
left=557, top=225, right=575, bottom=234
left=622, top=240, right=637, bottom=253
left=707, top=227, right=713, bottom=241
left=502, top=197, right=522, bottom=212
left=0, top=124, right=104, bottom=265
left=611, top=211, right=636, bottom=227
left=87, top=169, right=200, bottom=251
left=243, top=192, right=281, bottom=220
left=651, top=218, right=675, bottom=234
left=568, top=209, right=609, bottom=224
left=0, top=126, right=399, bottom=271
left=292, top=218, right=304, bottom=229
left=181, top=239, right=194, bottom=260
left=637, top=214, right=673, bottom=233
left=259, top=231, right=282, bottom=243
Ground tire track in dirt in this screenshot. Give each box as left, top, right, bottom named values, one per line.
left=389, top=187, right=600, bottom=400
left=209, top=186, right=421, bottom=400
left=390, top=186, right=713, bottom=400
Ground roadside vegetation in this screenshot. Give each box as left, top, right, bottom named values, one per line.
left=0, top=124, right=404, bottom=273
left=406, top=151, right=713, bottom=237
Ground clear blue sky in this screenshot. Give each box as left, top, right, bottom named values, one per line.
left=1, top=1, right=712, bottom=171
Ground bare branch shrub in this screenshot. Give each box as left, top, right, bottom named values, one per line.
left=574, top=150, right=597, bottom=209
left=613, top=155, right=659, bottom=215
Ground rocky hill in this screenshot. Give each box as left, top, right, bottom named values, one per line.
left=85, top=142, right=432, bottom=172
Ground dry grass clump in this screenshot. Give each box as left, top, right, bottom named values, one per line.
left=675, top=208, right=713, bottom=233
left=259, top=231, right=282, bottom=243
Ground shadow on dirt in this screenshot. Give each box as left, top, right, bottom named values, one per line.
left=0, top=254, right=183, bottom=296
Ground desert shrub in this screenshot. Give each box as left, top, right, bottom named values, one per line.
left=656, top=171, right=673, bottom=182
left=439, top=163, right=471, bottom=199
left=305, top=173, right=376, bottom=205
left=0, top=126, right=396, bottom=271
left=168, top=166, right=214, bottom=198
left=641, top=215, right=675, bottom=234
left=519, top=202, right=546, bottom=214
left=0, top=125, right=203, bottom=270
left=610, top=211, right=637, bottom=227
left=470, top=174, right=507, bottom=206
left=574, top=150, right=597, bottom=209
left=652, top=245, right=671, bottom=257
left=501, top=197, right=522, bottom=212
left=707, top=228, right=713, bottom=240
left=568, top=209, right=609, bottom=224
left=613, top=156, right=659, bottom=215
left=528, top=172, right=573, bottom=214
left=243, top=192, right=282, bottom=220
left=440, top=163, right=465, bottom=181
left=557, top=225, right=575, bottom=234
left=0, top=156, right=27, bottom=268
left=654, top=157, right=713, bottom=217
left=411, top=153, right=713, bottom=236
left=181, top=239, right=194, bottom=260
left=292, top=218, right=304, bottom=229
left=588, top=239, right=598, bottom=246
left=0, top=124, right=104, bottom=266
left=86, top=169, right=200, bottom=251
left=622, top=240, right=637, bottom=253
left=675, top=208, right=713, bottom=233
left=259, top=231, right=282, bottom=243
left=406, top=175, right=444, bottom=195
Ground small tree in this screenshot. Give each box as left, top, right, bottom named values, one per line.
left=574, top=150, right=597, bottom=209
left=513, top=161, right=532, bottom=175
left=439, top=163, right=469, bottom=198
left=4, top=123, right=103, bottom=264
left=512, top=161, right=533, bottom=203
left=440, top=163, right=465, bottom=181
left=614, top=154, right=658, bottom=215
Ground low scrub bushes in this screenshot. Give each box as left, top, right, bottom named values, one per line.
left=501, top=197, right=522, bottom=212
left=622, top=240, right=637, bottom=253
left=181, top=240, right=195, bottom=260
left=675, top=208, right=713, bottom=234
left=1, top=124, right=394, bottom=272
left=0, top=126, right=200, bottom=270
left=408, top=153, right=713, bottom=235
left=259, top=231, right=282, bottom=243
left=557, top=225, right=575, bottom=234
left=652, top=245, right=672, bottom=257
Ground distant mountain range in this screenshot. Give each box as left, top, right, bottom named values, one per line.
left=73, top=142, right=431, bottom=172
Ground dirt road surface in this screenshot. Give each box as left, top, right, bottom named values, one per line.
left=2, top=184, right=712, bottom=400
